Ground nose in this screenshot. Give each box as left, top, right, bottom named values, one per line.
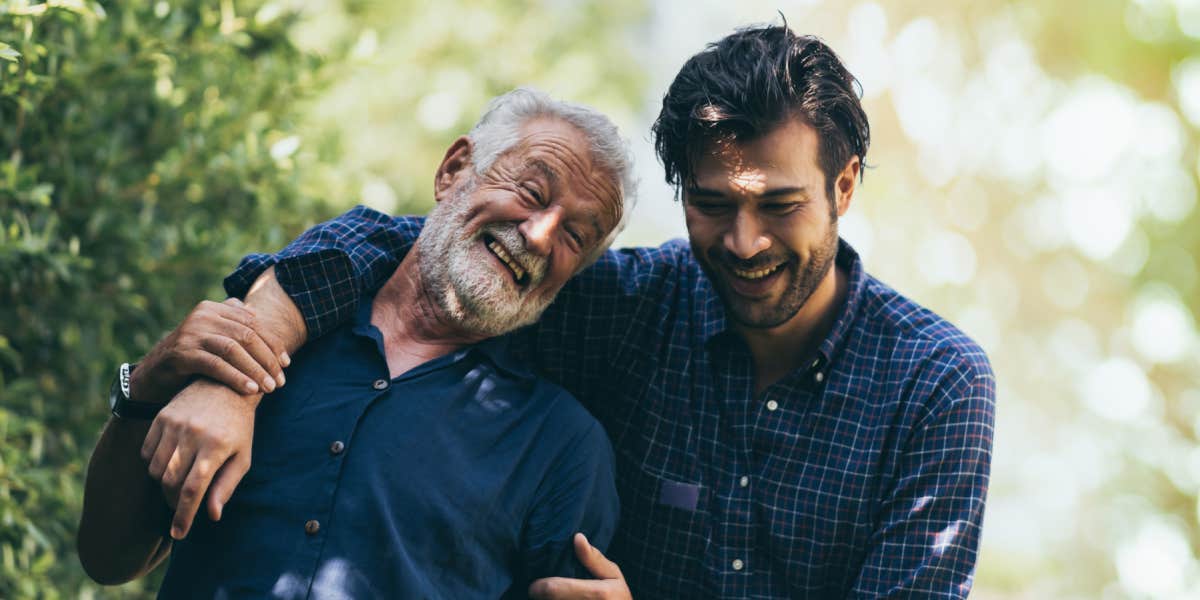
left=723, top=209, right=771, bottom=259
left=518, top=207, right=564, bottom=256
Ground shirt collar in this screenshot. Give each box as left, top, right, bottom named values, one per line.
left=699, top=237, right=868, bottom=369
left=351, top=290, right=535, bottom=382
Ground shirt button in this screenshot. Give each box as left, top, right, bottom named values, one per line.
left=732, top=558, right=745, bottom=571
left=815, top=372, right=825, bottom=383
left=372, top=379, right=389, bottom=390
left=329, top=440, right=345, bottom=455
left=304, top=519, right=320, bottom=535
left=739, top=476, right=749, bottom=488
left=766, top=400, right=779, bottom=411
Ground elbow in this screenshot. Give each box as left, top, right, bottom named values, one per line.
left=76, top=525, right=149, bottom=585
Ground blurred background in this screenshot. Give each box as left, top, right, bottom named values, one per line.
left=2, top=0, right=1198, bottom=597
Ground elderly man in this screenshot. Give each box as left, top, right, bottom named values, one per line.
left=77, top=88, right=633, bottom=598
left=121, top=24, right=996, bottom=600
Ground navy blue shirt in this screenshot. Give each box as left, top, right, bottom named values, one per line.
left=159, top=292, right=619, bottom=599
left=226, top=206, right=996, bottom=599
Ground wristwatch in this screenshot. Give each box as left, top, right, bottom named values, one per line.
left=109, top=362, right=164, bottom=420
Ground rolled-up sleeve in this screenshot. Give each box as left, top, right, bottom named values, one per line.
left=223, top=206, right=422, bottom=338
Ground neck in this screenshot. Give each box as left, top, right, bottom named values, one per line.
left=736, top=263, right=847, bottom=395
left=370, top=245, right=487, bottom=377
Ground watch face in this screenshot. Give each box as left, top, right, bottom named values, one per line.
left=120, top=362, right=132, bottom=399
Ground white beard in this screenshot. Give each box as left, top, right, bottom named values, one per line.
left=415, top=184, right=551, bottom=338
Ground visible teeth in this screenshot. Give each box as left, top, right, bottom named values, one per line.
left=732, top=264, right=781, bottom=280
left=488, top=241, right=526, bottom=282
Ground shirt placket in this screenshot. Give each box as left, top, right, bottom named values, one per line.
left=298, top=373, right=392, bottom=593
left=706, top=344, right=757, bottom=597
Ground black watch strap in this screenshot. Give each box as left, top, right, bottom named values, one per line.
left=110, top=362, right=164, bottom=420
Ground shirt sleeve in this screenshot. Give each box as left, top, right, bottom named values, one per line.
left=222, top=205, right=421, bottom=338
left=515, top=415, right=620, bottom=587
left=523, top=242, right=690, bottom=413
left=849, top=358, right=996, bottom=599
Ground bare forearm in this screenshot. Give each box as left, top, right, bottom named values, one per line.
left=243, top=266, right=307, bottom=357
left=77, top=417, right=172, bottom=585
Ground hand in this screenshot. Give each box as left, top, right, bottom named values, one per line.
left=528, top=533, right=632, bottom=599
left=141, top=379, right=257, bottom=540
left=132, top=298, right=290, bottom=405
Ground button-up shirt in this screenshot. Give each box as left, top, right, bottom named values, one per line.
left=225, top=206, right=996, bottom=599
left=159, top=291, right=619, bottom=599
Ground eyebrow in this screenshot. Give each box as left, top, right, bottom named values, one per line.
left=586, top=214, right=604, bottom=245
left=527, top=159, right=560, bottom=186
left=686, top=185, right=810, bottom=198
left=526, top=159, right=606, bottom=244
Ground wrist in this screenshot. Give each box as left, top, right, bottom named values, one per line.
left=127, top=360, right=179, bottom=406
left=189, top=377, right=265, bottom=409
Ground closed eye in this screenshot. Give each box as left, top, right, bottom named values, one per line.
left=762, top=203, right=800, bottom=215
left=564, top=226, right=583, bottom=250
left=523, top=184, right=545, bottom=206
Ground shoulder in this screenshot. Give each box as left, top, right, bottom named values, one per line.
left=572, top=239, right=698, bottom=291
left=853, top=273, right=995, bottom=415
left=526, top=378, right=614, bottom=455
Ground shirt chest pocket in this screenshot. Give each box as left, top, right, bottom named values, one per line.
left=609, top=464, right=708, bottom=595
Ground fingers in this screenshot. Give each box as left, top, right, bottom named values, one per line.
left=176, top=300, right=285, bottom=394
left=528, top=535, right=627, bottom=599
left=528, top=577, right=607, bottom=599
left=141, top=417, right=165, bottom=464
left=193, top=350, right=262, bottom=395
left=171, top=454, right=221, bottom=540
left=206, top=452, right=251, bottom=522
left=145, top=424, right=179, bottom=483
left=219, top=298, right=290, bottom=371
left=573, top=533, right=623, bottom=580
left=200, top=334, right=275, bottom=394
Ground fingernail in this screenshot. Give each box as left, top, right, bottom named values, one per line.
left=246, top=381, right=259, bottom=393
left=215, top=504, right=223, bottom=521
left=281, top=352, right=291, bottom=367
left=277, top=373, right=286, bottom=387
left=171, top=527, right=182, bottom=540
left=263, top=378, right=275, bottom=393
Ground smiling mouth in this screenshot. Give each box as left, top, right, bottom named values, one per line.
left=484, top=234, right=530, bottom=286
left=731, top=263, right=785, bottom=280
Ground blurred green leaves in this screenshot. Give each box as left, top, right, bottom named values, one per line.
left=0, top=42, right=19, bottom=62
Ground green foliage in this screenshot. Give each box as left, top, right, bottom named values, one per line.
left=0, top=1, right=331, bottom=596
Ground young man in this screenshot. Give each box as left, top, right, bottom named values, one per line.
left=132, top=26, right=995, bottom=599
left=78, top=88, right=634, bottom=598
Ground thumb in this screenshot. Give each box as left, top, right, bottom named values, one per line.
left=574, top=533, right=622, bottom=580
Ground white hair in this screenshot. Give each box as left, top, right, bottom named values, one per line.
left=467, top=87, right=637, bottom=269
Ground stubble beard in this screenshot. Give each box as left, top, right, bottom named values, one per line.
left=701, top=216, right=839, bottom=330
left=416, top=184, right=551, bottom=338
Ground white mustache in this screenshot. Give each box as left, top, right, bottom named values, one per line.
left=481, top=225, right=547, bottom=286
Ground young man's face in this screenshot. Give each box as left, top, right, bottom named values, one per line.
left=418, top=117, right=623, bottom=337
left=684, top=118, right=856, bottom=329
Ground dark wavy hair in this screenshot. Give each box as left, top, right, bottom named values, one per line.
left=652, top=24, right=870, bottom=200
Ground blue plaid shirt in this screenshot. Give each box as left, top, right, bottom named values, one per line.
left=225, top=206, right=996, bottom=599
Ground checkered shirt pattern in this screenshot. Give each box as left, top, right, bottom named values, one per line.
left=225, top=205, right=996, bottom=599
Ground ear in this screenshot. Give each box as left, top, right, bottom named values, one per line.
left=434, top=136, right=474, bottom=202
left=833, top=156, right=860, bottom=217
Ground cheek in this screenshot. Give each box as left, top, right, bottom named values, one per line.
left=683, top=211, right=724, bottom=247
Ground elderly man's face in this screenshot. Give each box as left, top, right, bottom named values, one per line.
left=417, top=117, right=622, bottom=337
